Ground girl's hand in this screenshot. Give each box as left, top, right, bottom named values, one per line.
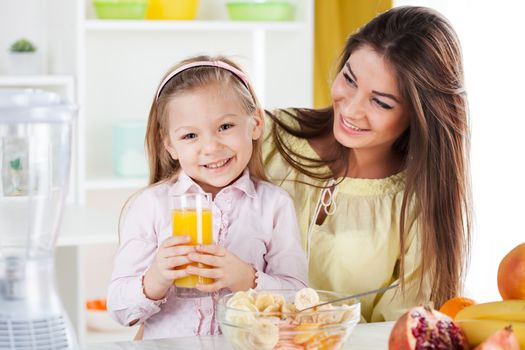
left=143, top=236, right=195, bottom=300
left=186, top=245, right=256, bottom=293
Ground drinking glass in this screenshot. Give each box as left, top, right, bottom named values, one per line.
left=172, top=192, right=213, bottom=297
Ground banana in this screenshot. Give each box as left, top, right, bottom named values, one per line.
left=456, top=300, right=525, bottom=322
left=457, top=319, right=525, bottom=348
left=245, top=318, right=279, bottom=349
left=255, top=292, right=276, bottom=311
left=294, top=287, right=320, bottom=310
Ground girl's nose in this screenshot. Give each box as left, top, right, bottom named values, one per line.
left=201, top=135, right=222, bottom=155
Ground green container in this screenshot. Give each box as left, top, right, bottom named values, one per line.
left=93, top=0, right=148, bottom=19
left=112, top=121, right=148, bottom=178
left=226, top=1, right=294, bottom=21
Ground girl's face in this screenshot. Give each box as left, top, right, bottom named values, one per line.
left=164, top=84, right=262, bottom=196
left=331, top=45, right=409, bottom=153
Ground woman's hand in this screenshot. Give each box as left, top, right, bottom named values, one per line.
left=186, top=245, right=256, bottom=293
left=143, top=235, right=195, bottom=300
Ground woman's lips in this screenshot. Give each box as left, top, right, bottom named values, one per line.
left=339, top=115, right=370, bottom=134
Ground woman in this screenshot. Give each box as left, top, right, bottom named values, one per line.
left=263, top=6, right=471, bottom=322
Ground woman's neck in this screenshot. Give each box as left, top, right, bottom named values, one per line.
left=308, top=133, right=404, bottom=179
left=346, top=147, right=404, bottom=179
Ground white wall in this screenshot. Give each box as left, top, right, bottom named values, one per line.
left=395, top=0, right=525, bottom=301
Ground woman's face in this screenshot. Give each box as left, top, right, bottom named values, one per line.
left=331, top=45, right=409, bottom=153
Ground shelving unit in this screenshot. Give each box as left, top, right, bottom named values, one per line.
left=1, top=0, right=314, bottom=345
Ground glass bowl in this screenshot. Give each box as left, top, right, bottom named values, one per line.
left=217, top=289, right=361, bottom=350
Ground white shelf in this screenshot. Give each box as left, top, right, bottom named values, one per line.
left=58, top=204, right=120, bottom=246
left=0, top=75, right=74, bottom=87
left=84, top=19, right=306, bottom=32
left=85, top=177, right=148, bottom=190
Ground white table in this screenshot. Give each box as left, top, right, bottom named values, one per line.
left=83, top=322, right=394, bottom=350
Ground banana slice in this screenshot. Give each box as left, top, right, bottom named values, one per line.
left=262, top=303, right=281, bottom=315
left=228, top=290, right=255, bottom=307
left=227, top=298, right=258, bottom=312
left=294, top=288, right=320, bottom=311
left=273, top=293, right=286, bottom=308
left=316, top=304, right=344, bottom=324
left=282, top=302, right=298, bottom=314
left=245, top=318, right=280, bottom=349
left=255, top=292, right=276, bottom=311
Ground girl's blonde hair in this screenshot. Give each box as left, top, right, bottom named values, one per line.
left=146, top=55, right=267, bottom=185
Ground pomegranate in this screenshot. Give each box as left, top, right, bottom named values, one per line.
left=388, top=306, right=469, bottom=350
left=474, top=326, right=520, bottom=350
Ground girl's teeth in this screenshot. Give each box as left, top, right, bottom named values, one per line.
left=206, top=158, right=229, bottom=169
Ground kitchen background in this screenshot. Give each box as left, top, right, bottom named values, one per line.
left=1, top=0, right=524, bottom=345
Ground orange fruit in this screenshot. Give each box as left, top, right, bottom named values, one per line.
left=498, top=242, right=525, bottom=300
left=439, top=296, right=476, bottom=319
left=86, top=299, right=107, bottom=311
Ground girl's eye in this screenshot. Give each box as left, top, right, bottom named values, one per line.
left=343, top=72, right=357, bottom=87
left=182, top=133, right=197, bottom=140
left=373, top=98, right=393, bottom=110
left=219, top=123, right=234, bottom=131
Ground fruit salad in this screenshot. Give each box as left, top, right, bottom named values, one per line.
left=219, top=288, right=360, bottom=350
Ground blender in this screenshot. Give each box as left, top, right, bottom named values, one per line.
left=0, top=89, right=77, bottom=349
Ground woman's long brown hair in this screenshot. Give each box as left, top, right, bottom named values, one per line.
left=268, top=6, right=472, bottom=307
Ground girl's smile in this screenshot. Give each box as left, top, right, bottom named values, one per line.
left=164, top=84, right=263, bottom=196
left=202, top=157, right=233, bottom=170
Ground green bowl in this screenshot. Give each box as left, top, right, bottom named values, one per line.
left=226, top=1, right=294, bottom=21
left=93, top=0, right=148, bottom=19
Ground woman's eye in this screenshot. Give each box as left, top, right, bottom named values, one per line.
left=219, top=123, right=234, bottom=131
left=373, top=98, right=393, bottom=110
left=182, top=133, right=197, bottom=140
left=343, top=72, right=357, bottom=87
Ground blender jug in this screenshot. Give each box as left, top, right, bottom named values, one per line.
left=0, top=89, right=77, bottom=349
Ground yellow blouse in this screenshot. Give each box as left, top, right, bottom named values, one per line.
left=262, top=109, right=431, bottom=322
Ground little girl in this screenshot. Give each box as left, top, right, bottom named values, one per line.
left=107, top=56, right=308, bottom=340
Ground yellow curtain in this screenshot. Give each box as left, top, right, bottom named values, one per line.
left=314, top=0, right=392, bottom=108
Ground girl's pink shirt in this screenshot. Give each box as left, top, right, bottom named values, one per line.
left=107, top=170, right=308, bottom=340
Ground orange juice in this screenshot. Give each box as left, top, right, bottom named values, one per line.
left=172, top=209, right=213, bottom=287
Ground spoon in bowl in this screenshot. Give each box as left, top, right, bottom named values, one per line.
left=297, top=283, right=400, bottom=313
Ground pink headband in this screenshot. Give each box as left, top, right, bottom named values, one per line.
left=155, top=60, right=251, bottom=100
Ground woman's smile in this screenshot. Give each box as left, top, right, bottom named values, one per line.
left=339, top=114, right=370, bottom=135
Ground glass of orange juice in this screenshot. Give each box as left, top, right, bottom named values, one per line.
left=172, top=193, right=213, bottom=298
